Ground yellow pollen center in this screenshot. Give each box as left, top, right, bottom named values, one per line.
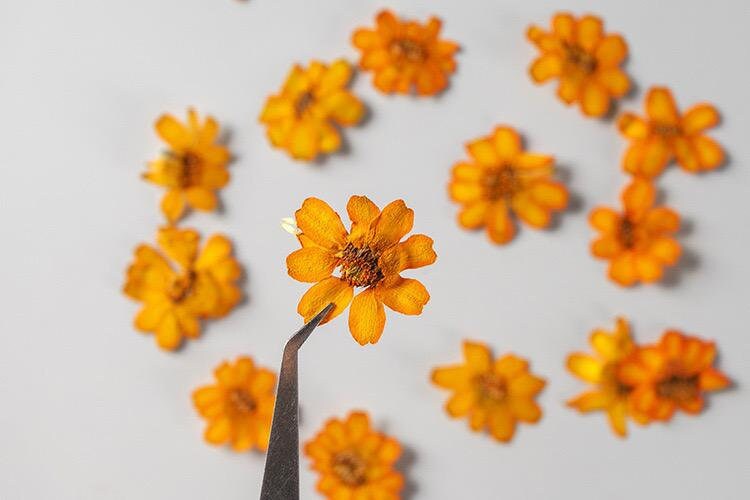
left=479, top=374, right=507, bottom=402
left=173, top=151, right=202, bottom=188
left=167, top=271, right=195, bottom=302
left=390, top=38, right=427, bottom=63
left=332, top=450, right=367, bottom=487
left=338, top=243, right=384, bottom=288
left=228, top=388, right=256, bottom=414
left=652, top=123, right=682, bottom=137
left=563, top=44, right=597, bottom=76
left=656, top=373, right=699, bottom=402
left=484, top=166, right=519, bottom=200
left=295, top=91, right=315, bottom=117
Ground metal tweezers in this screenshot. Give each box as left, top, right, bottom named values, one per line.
left=259, top=303, right=335, bottom=500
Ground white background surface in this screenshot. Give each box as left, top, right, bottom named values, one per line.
left=1, top=0, right=749, bottom=498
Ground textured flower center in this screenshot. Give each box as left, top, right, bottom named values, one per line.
left=563, top=44, right=596, bottom=76
left=338, top=243, right=384, bottom=288
left=175, top=151, right=203, bottom=188
left=479, top=373, right=507, bottom=402
left=390, top=38, right=427, bottom=63
left=295, top=91, right=315, bottom=117
left=167, top=271, right=195, bottom=302
left=228, top=388, right=256, bottom=414
left=618, top=218, right=644, bottom=249
left=652, top=123, right=682, bottom=138
left=656, top=373, right=699, bottom=402
left=332, top=450, right=367, bottom=487
left=484, top=166, right=520, bottom=200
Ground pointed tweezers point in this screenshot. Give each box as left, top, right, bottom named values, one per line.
left=285, top=302, right=335, bottom=353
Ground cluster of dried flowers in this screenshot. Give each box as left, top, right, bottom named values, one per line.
left=120, top=8, right=732, bottom=499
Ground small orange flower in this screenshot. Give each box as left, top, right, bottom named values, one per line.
left=431, top=341, right=545, bottom=443
left=618, top=86, right=724, bottom=178
left=566, top=317, right=647, bottom=437
left=352, top=9, right=459, bottom=96
left=527, top=12, right=630, bottom=117
left=285, top=195, right=436, bottom=345
left=304, top=411, right=403, bottom=499
left=259, top=59, right=365, bottom=161
left=448, top=126, right=569, bottom=244
left=123, top=227, right=242, bottom=350
left=143, top=108, right=230, bottom=223
left=192, top=356, right=276, bottom=452
left=589, top=179, right=680, bottom=286
left=618, top=330, right=731, bottom=423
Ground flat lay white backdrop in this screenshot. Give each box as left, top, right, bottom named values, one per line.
left=1, top=0, right=749, bottom=498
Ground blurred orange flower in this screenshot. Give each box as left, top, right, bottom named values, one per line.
left=352, top=9, right=459, bottom=96
left=527, top=12, right=630, bottom=117
left=286, top=195, right=436, bottom=345
left=304, top=411, right=403, bottom=499
left=566, top=317, right=646, bottom=437
left=431, top=341, right=545, bottom=443
left=259, top=59, right=365, bottom=161
left=589, top=179, right=680, bottom=286
left=618, top=87, right=724, bottom=177
left=192, top=356, right=276, bottom=452
left=143, top=108, right=230, bottom=223
left=123, top=227, right=242, bottom=350
left=619, top=330, right=731, bottom=422
left=448, top=125, right=568, bottom=244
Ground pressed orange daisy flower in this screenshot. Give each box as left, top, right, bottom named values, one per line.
left=143, top=108, right=230, bottom=223
left=431, top=341, right=546, bottom=443
left=527, top=12, right=630, bottom=117
left=285, top=195, right=436, bottom=345
left=618, top=87, right=724, bottom=178
left=448, top=125, right=569, bottom=244
left=259, top=59, right=365, bottom=161
left=566, top=317, right=648, bottom=437
left=589, top=179, right=680, bottom=286
left=304, top=411, right=403, bottom=499
left=352, top=10, right=459, bottom=96
left=123, top=227, right=242, bottom=350
left=618, top=330, right=731, bottom=423
left=192, top=356, right=276, bottom=452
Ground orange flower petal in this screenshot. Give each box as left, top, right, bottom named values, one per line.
left=161, top=189, right=186, bottom=223
left=589, top=207, right=619, bottom=232
left=297, top=276, right=353, bottom=324
left=699, top=367, right=731, bottom=391
left=635, top=254, right=663, bottom=283
left=515, top=153, right=554, bottom=170
left=347, top=195, right=380, bottom=243
left=446, top=388, right=477, bottom=417
left=529, top=54, right=563, bottom=83
left=204, top=417, right=231, bottom=444
left=158, top=226, right=200, bottom=269
left=681, top=103, right=720, bottom=135
left=591, top=236, right=622, bottom=258
left=606, top=401, right=628, bottom=437
left=286, top=247, right=337, bottom=283
left=646, top=87, right=680, bottom=125
left=509, top=398, right=542, bottom=423
left=508, top=373, right=546, bottom=396
left=155, top=313, right=183, bottom=350
left=155, top=114, right=190, bottom=149
left=379, top=234, right=437, bottom=274
left=643, top=207, right=680, bottom=233
left=551, top=12, right=575, bottom=43
left=431, top=365, right=471, bottom=389
left=463, top=341, right=492, bottom=373
left=495, top=354, right=529, bottom=378
left=485, top=201, right=516, bottom=244
left=488, top=407, right=515, bottom=442
left=288, top=121, right=319, bottom=160
left=648, top=237, right=681, bottom=266
left=512, top=192, right=551, bottom=229
left=576, top=15, right=603, bottom=52
left=448, top=180, right=484, bottom=203
left=557, top=76, right=581, bottom=104
left=458, top=201, right=490, bottom=229
left=567, top=390, right=610, bottom=412
left=185, top=187, right=217, bottom=211
left=451, top=162, right=484, bottom=182
left=608, top=253, right=638, bottom=286
left=580, top=81, right=610, bottom=117
left=622, top=179, right=656, bottom=217
left=492, top=126, right=522, bottom=160
left=348, top=288, right=386, bottom=345
left=529, top=181, right=568, bottom=210
left=596, top=68, right=630, bottom=97
left=372, top=200, right=414, bottom=251
left=376, top=277, right=430, bottom=315
left=567, top=354, right=603, bottom=382
left=692, top=135, right=724, bottom=171
left=295, top=197, right=348, bottom=250
left=595, top=34, right=628, bottom=66
left=618, top=112, right=650, bottom=140
left=672, top=136, right=700, bottom=172
left=466, top=138, right=500, bottom=167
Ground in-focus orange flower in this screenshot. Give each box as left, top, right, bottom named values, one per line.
left=352, top=9, right=459, bottom=96
left=589, top=179, right=680, bottom=286
left=619, top=330, right=731, bottom=423
left=123, top=227, right=242, bottom=350
left=448, top=125, right=569, bottom=244
left=285, top=195, right=436, bottom=345
left=259, top=59, right=365, bottom=161
left=618, top=86, right=724, bottom=178
left=304, top=411, right=403, bottom=499
left=527, top=12, right=630, bottom=117
left=143, top=108, right=230, bottom=223
left=192, top=356, right=276, bottom=452
left=566, top=317, right=648, bottom=437
left=431, top=341, right=546, bottom=443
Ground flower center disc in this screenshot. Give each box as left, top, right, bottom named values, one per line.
left=295, top=91, right=315, bottom=118
left=177, top=151, right=202, bottom=188
left=484, top=167, right=519, bottom=200
left=656, top=373, right=699, bottom=402
left=168, top=271, right=195, bottom=302
left=338, top=243, right=384, bottom=287
left=479, top=374, right=507, bottom=402
left=652, top=123, right=682, bottom=138
left=390, top=38, right=427, bottom=63
left=228, top=388, right=256, bottom=414
left=563, top=44, right=596, bottom=76
left=332, top=450, right=367, bottom=487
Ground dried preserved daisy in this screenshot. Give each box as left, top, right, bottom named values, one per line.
left=123, top=227, right=242, bottom=350
left=259, top=59, right=365, bottom=161
left=352, top=9, right=459, bottom=96
left=527, top=12, right=630, bottom=117
left=304, top=411, right=403, bottom=499
left=619, top=330, right=731, bottom=422
left=192, top=356, right=276, bottom=452
left=589, top=179, right=680, bottom=286
left=143, top=108, right=230, bottom=223
left=285, top=195, right=436, bottom=345
left=431, top=341, right=545, bottom=443
left=566, top=317, right=647, bottom=437
left=618, top=87, right=724, bottom=178
left=448, top=125, right=569, bottom=244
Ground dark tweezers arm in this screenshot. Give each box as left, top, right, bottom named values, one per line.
left=259, top=303, right=335, bottom=500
